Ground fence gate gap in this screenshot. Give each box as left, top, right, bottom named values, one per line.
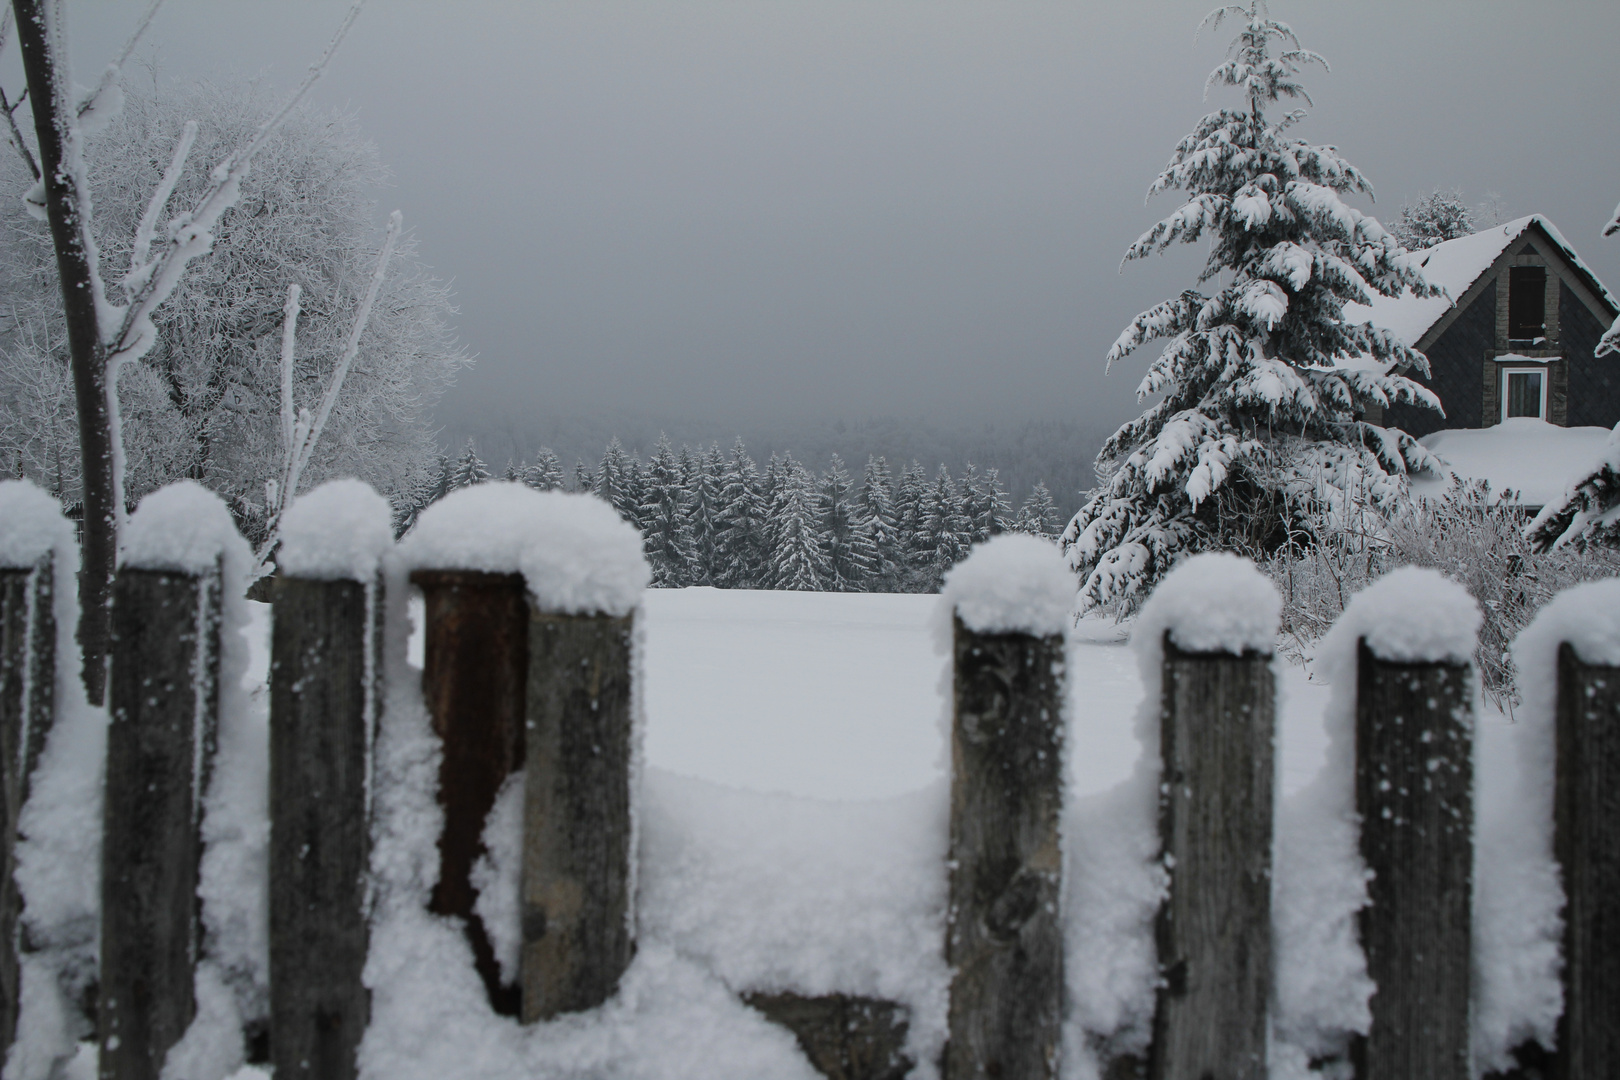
left=411, top=569, right=528, bottom=1016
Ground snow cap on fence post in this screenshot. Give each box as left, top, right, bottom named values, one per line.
left=401, top=481, right=649, bottom=613
left=939, top=532, right=1074, bottom=637
left=278, top=477, right=394, bottom=581
left=0, top=479, right=75, bottom=569
left=121, top=478, right=253, bottom=578
left=1132, top=551, right=1279, bottom=662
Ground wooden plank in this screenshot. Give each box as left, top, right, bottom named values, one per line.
left=268, top=575, right=382, bottom=1080
left=521, top=610, right=634, bottom=1021
left=411, top=569, right=527, bottom=1015
left=744, top=992, right=912, bottom=1080
left=1552, top=642, right=1620, bottom=1079
left=0, top=557, right=54, bottom=1052
left=945, top=616, right=1064, bottom=1080
left=1352, top=639, right=1473, bottom=1080
left=1151, top=636, right=1273, bottom=1080
left=100, top=564, right=221, bottom=1080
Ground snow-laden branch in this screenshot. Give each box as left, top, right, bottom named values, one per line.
left=256, top=210, right=402, bottom=574
left=125, top=118, right=194, bottom=290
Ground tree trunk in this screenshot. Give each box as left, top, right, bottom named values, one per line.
left=12, top=0, right=115, bottom=705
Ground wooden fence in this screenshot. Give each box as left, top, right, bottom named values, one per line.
left=0, top=523, right=1617, bottom=1080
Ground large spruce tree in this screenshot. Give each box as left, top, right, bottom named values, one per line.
left=1063, top=1, right=1442, bottom=607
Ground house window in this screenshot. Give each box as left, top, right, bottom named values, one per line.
left=1508, top=266, right=1547, bottom=344
left=1501, top=367, right=1546, bottom=420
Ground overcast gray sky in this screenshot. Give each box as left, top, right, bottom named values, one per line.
left=37, top=0, right=1620, bottom=440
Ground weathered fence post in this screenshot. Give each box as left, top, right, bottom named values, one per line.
left=268, top=573, right=382, bottom=1080
left=1553, top=641, right=1620, bottom=1079
left=943, top=535, right=1071, bottom=1080
left=0, top=552, right=54, bottom=1051
left=1152, top=633, right=1274, bottom=1080
left=100, top=558, right=222, bottom=1080
left=520, top=608, right=635, bottom=1021
left=410, top=569, right=528, bottom=1015
left=1352, top=638, right=1473, bottom=1080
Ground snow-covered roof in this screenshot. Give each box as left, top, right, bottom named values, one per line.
left=1346, top=215, right=1620, bottom=348
left=1415, top=418, right=1614, bottom=507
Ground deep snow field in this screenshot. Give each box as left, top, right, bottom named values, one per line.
left=634, top=585, right=1334, bottom=802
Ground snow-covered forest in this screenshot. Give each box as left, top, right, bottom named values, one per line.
left=419, top=436, right=1063, bottom=592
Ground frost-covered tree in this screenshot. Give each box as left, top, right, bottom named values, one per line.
left=1013, top=481, right=1062, bottom=539
left=1061, top=2, right=1441, bottom=608
left=0, top=3, right=401, bottom=694
left=916, top=465, right=972, bottom=590
left=596, top=438, right=643, bottom=526
left=1389, top=189, right=1474, bottom=250
left=962, top=463, right=1011, bottom=543
left=640, top=436, right=695, bottom=587
left=450, top=438, right=490, bottom=489
left=893, top=460, right=928, bottom=588
left=572, top=460, right=596, bottom=493
left=770, top=456, right=830, bottom=591
left=819, top=454, right=870, bottom=591
left=856, top=455, right=902, bottom=591
left=715, top=438, right=769, bottom=588
left=685, top=443, right=724, bottom=585
left=523, top=448, right=565, bottom=491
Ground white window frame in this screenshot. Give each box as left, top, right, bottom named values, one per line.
left=1500, top=365, right=1549, bottom=422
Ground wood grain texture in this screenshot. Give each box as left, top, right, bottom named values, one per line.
left=411, top=569, right=528, bottom=1015
left=100, top=565, right=221, bottom=1080
left=269, top=576, right=382, bottom=1080
left=521, top=610, right=634, bottom=1022
left=1352, top=640, right=1473, bottom=1080
left=744, top=992, right=913, bottom=1080
left=0, top=559, right=54, bottom=1053
left=946, top=616, right=1065, bottom=1080
left=1552, top=642, right=1620, bottom=1080
left=1151, top=636, right=1273, bottom=1080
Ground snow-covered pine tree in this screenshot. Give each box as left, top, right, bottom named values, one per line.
left=524, top=448, right=566, bottom=491
left=893, top=460, right=929, bottom=590
left=819, top=454, right=872, bottom=591
left=962, top=463, right=1012, bottom=542
left=572, top=460, right=596, bottom=494
left=770, top=456, right=830, bottom=591
left=917, top=465, right=972, bottom=590
left=641, top=436, right=697, bottom=587
left=596, top=438, right=643, bottom=526
left=715, top=438, right=770, bottom=588
left=504, top=460, right=520, bottom=482
left=1389, top=189, right=1475, bottom=251
left=1062, top=2, right=1442, bottom=608
left=451, top=438, right=491, bottom=489
left=1013, top=481, right=1062, bottom=539
left=856, top=455, right=902, bottom=591
left=685, top=444, right=725, bottom=585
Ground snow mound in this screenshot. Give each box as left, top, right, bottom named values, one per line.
left=1133, top=552, right=1278, bottom=656
left=401, top=482, right=649, bottom=615
left=0, top=480, right=74, bottom=568
left=940, top=532, right=1075, bottom=636
left=1418, top=420, right=1613, bottom=508
left=278, top=478, right=394, bottom=581
left=122, top=480, right=249, bottom=574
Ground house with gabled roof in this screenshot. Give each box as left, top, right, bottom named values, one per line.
left=1351, top=215, right=1620, bottom=505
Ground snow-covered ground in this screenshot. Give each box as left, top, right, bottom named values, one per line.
left=638, top=585, right=1332, bottom=801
